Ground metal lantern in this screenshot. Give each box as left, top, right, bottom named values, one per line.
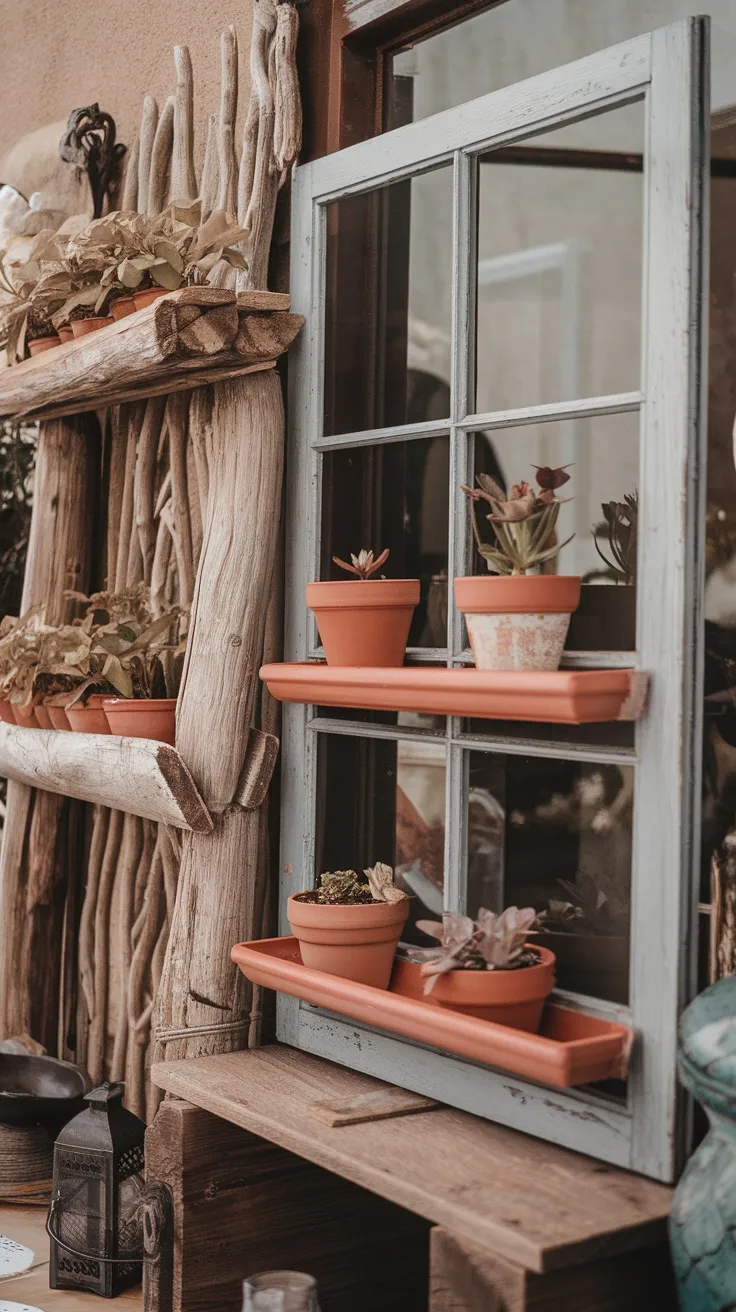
left=47, top=1081, right=145, bottom=1298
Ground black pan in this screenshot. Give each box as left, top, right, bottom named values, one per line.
left=0, top=1054, right=87, bottom=1129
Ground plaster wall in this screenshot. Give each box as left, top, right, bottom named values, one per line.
left=0, top=0, right=254, bottom=180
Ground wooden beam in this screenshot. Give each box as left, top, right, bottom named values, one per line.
left=151, top=1046, right=673, bottom=1275
left=0, top=289, right=302, bottom=422
left=144, top=1099, right=429, bottom=1312
left=0, top=724, right=213, bottom=832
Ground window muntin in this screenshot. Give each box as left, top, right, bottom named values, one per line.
left=285, top=21, right=707, bottom=1181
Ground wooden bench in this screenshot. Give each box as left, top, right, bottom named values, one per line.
left=149, top=1045, right=676, bottom=1311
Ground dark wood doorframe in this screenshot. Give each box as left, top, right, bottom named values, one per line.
left=298, top=0, right=507, bottom=159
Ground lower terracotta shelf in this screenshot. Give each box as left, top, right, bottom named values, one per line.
left=259, top=663, right=648, bottom=724
left=231, top=937, right=632, bottom=1088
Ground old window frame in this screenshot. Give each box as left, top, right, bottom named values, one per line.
left=281, top=17, right=708, bottom=1182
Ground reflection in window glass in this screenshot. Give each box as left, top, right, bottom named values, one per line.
left=466, top=751, right=632, bottom=1003
left=323, top=167, right=453, bottom=436
left=316, top=732, right=446, bottom=939
left=468, top=411, right=639, bottom=648
left=321, top=437, right=450, bottom=646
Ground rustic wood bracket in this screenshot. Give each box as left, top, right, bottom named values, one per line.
left=142, top=1179, right=175, bottom=1312
left=0, top=723, right=213, bottom=832
left=232, top=728, right=280, bottom=812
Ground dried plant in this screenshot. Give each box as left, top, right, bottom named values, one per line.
left=65, top=584, right=188, bottom=700
left=312, top=863, right=408, bottom=905
left=590, top=493, right=638, bottom=585
left=0, top=232, right=70, bottom=362
left=461, top=467, right=573, bottom=576
left=416, top=906, right=538, bottom=994
left=543, top=869, right=629, bottom=937
left=332, top=548, right=390, bottom=580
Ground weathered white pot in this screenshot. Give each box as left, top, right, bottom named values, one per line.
left=455, top=575, right=581, bottom=672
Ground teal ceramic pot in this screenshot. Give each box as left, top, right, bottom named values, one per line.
left=670, top=975, right=736, bottom=1310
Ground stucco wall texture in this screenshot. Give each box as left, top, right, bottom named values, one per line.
left=0, top=0, right=254, bottom=176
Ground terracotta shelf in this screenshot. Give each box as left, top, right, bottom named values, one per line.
left=232, top=937, right=632, bottom=1088
left=0, top=721, right=212, bottom=831
left=259, top=662, right=649, bottom=724
left=0, top=287, right=303, bottom=422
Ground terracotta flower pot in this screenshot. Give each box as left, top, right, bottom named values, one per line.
left=428, top=947, right=556, bottom=1033
left=67, top=693, right=112, bottom=734
left=47, top=706, right=72, bottom=731
left=307, top=579, right=420, bottom=667
left=12, top=703, right=39, bottom=728
left=455, top=575, right=580, bottom=671
left=0, top=699, right=16, bottom=725
left=71, top=316, right=114, bottom=338
left=287, top=893, right=409, bottom=989
left=109, top=295, right=137, bottom=320
left=34, top=704, right=53, bottom=729
left=28, top=335, right=61, bottom=356
left=57, top=325, right=74, bottom=343
left=133, top=287, right=168, bottom=311
left=102, top=697, right=177, bottom=745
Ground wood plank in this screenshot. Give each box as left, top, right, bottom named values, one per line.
left=429, top=1227, right=677, bottom=1312
left=144, top=1099, right=428, bottom=1312
left=151, top=1046, right=672, bottom=1275
left=0, top=723, right=212, bottom=832
left=308, top=1086, right=437, bottom=1127
left=0, top=291, right=302, bottom=422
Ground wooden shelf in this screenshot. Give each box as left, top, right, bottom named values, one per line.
left=0, top=287, right=303, bottom=421
left=259, top=662, right=649, bottom=724
left=232, top=937, right=632, bottom=1088
left=0, top=722, right=212, bottom=831
left=151, top=1044, right=673, bottom=1275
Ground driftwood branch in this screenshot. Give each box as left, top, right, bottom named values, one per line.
left=148, top=96, right=175, bottom=216
left=171, top=46, right=198, bottom=204
left=137, top=96, right=159, bottom=215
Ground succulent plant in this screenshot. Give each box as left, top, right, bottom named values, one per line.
left=416, top=906, right=538, bottom=994
left=461, top=467, right=573, bottom=576
left=332, top=548, right=390, bottom=580
left=313, top=862, right=408, bottom=905
left=590, top=493, right=638, bottom=585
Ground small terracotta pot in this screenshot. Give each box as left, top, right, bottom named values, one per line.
left=133, top=287, right=168, bottom=311
left=307, top=579, right=420, bottom=667
left=102, top=697, right=177, bottom=745
left=455, top=575, right=580, bottom=672
left=57, top=325, right=74, bottom=343
left=428, top=947, right=556, bottom=1033
left=71, top=316, right=114, bottom=338
left=47, top=706, right=72, bottom=731
left=34, top=704, right=54, bottom=729
left=12, top=702, right=39, bottom=729
left=109, top=295, right=137, bottom=320
left=0, top=699, right=16, bottom=725
left=67, top=693, right=112, bottom=734
left=28, top=334, right=61, bottom=356
left=287, top=893, right=408, bottom=989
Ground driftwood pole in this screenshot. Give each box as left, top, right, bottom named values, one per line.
left=0, top=415, right=99, bottom=1048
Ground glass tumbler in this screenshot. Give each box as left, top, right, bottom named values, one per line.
left=242, top=1271, right=320, bottom=1311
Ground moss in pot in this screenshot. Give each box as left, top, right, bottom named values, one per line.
left=456, top=467, right=580, bottom=671
left=415, top=906, right=555, bottom=1033
left=288, top=864, right=410, bottom=989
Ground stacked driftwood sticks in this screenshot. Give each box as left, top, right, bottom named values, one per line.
left=0, top=0, right=303, bottom=1119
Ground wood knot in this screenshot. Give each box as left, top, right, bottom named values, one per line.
left=229, top=633, right=243, bottom=648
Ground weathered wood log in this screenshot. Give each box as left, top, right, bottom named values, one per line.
left=217, top=27, right=239, bottom=216
left=171, top=46, right=198, bottom=204
left=88, top=808, right=124, bottom=1082
left=148, top=96, right=175, bottom=216
left=0, top=415, right=98, bottom=1048
left=200, top=114, right=220, bottom=218
left=138, top=96, right=159, bottom=216
left=121, top=132, right=140, bottom=211
left=155, top=370, right=285, bottom=1063
left=0, top=290, right=300, bottom=421
left=135, top=396, right=168, bottom=582
left=710, top=833, right=736, bottom=980
left=241, top=3, right=279, bottom=291
left=0, top=724, right=213, bottom=831
left=164, top=393, right=194, bottom=604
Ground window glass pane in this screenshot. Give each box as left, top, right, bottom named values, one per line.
left=466, top=750, right=632, bottom=1003
left=386, top=5, right=736, bottom=125
left=317, top=732, right=446, bottom=938
left=470, top=411, right=639, bottom=649
left=323, top=167, right=453, bottom=436
left=463, top=720, right=635, bottom=750
left=320, top=436, right=450, bottom=646
left=474, top=105, right=644, bottom=414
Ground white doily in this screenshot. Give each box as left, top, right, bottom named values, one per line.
left=0, top=1236, right=34, bottom=1280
